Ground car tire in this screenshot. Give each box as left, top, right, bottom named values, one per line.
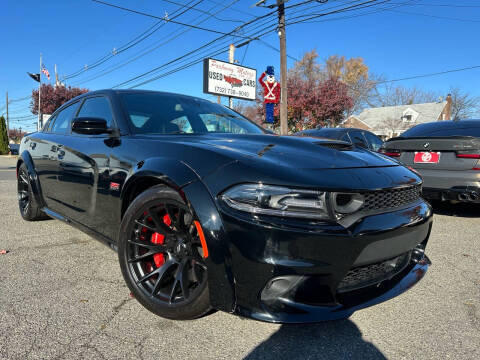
left=118, top=185, right=211, bottom=320
left=17, top=163, right=49, bottom=221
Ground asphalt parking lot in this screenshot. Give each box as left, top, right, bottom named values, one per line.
left=0, top=155, right=479, bottom=360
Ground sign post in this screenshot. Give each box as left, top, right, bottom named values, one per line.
left=203, top=58, right=257, bottom=105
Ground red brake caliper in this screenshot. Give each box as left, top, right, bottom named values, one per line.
left=150, top=214, right=172, bottom=268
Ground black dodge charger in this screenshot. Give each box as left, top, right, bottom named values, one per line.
left=17, top=90, right=432, bottom=323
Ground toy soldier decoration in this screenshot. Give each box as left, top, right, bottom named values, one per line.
left=259, top=66, right=280, bottom=124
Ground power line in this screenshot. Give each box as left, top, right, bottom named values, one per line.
left=110, top=9, right=279, bottom=88
left=71, top=0, right=242, bottom=86
left=387, top=8, right=480, bottom=23
left=287, top=0, right=392, bottom=25
left=204, top=0, right=257, bottom=18
left=377, top=65, right=480, bottom=84
left=92, top=0, right=253, bottom=39
left=257, top=38, right=299, bottom=62
left=124, top=23, right=278, bottom=89
left=157, top=0, right=244, bottom=22
left=65, top=0, right=204, bottom=80
left=290, top=0, right=417, bottom=23
left=9, top=115, right=37, bottom=121
left=387, top=1, right=480, bottom=8
left=74, top=0, right=323, bottom=88
left=112, top=0, right=369, bottom=89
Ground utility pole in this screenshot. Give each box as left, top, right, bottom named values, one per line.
left=255, top=1, right=289, bottom=134
left=5, top=92, right=9, bottom=137
left=228, top=43, right=235, bottom=109
left=276, top=0, right=288, bottom=135
left=55, top=64, right=59, bottom=87
left=38, top=53, right=42, bottom=131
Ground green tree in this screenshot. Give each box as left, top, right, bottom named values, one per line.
left=0, top=116, right=9, bottom=155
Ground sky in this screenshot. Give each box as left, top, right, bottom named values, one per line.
left=1, top=0, right=480, bottom=131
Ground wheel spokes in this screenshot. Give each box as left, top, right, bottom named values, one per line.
left=19, top=174, right=28, bottom=185
left=149, top=259, right=177, bottom=296
left=127, top=239, right=166, bottom=251
left=168, top=258, right=190, bottom=303
left=128, top=200, right=207, bottom=305
left=134, top=220, right=156, bottom=232
left=147, top=209, right=174, bottom=235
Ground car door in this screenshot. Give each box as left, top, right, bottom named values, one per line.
left=32, top=101, right=81, bottom=214
left=55, top=96, right=117, bottom=238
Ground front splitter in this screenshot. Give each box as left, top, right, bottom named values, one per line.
left=234, top=256, right=431, bottom=324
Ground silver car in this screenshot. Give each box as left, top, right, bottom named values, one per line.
left=380, top=120, right=480, bottom=203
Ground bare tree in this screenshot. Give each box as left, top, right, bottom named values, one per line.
left=449, top=87, right=480, bottom=120
left=368, top=84, right=439, bottom=108
left=288, top=49, right=322, bottom=83
left=376, top=116, right=407, bottom=138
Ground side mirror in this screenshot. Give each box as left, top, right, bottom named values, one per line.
left=72, top=117, right=110, bottom=135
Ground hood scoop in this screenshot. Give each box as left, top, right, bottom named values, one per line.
left=315, top=141, right=353, bottom=151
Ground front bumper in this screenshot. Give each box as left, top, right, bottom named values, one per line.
left=219, top=200, right=433, bottom=323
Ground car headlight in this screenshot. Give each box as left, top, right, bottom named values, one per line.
left=220, top=184, right=364, bottom=220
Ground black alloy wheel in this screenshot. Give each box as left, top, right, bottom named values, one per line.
left=18, top=168, right=30, bottom=214
left=17, top=163, right=49, bottom=221
left=119, top=185, right=210, bottom=320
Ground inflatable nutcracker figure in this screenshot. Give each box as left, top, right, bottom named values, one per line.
left=259, top=66, right=280, bottom=124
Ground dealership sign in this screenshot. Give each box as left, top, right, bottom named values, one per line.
left=203, top=58, right=257, bottom=101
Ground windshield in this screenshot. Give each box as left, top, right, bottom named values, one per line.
left=120, top=92, right=265, bottom=135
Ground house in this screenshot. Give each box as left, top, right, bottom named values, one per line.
left=343, top=94, right=452, bottom=138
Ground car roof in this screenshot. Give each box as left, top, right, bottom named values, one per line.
left=402, top=119, right=480, bottom=135
left=298, top=127, right=370, bottom=135
left=52, top=89, right=216, bottom=115
left=410, top=120, right=480, bottom=130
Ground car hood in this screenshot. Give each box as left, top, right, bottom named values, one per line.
left=174, top=133, right=398, bottom=170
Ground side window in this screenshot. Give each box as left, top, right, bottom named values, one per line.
left=199, top=114, right=247, bottom=134
left=171, top=116, right=193, bottom=133
left=364, top=132, right=383, bottom=151
left=77, top=97, right=113, bottom=128
left=50, top=102, right=80, bottom=134
left=340, top=133, right=351, bottom=143
left=350, top=131, right=368, bottom=149
left=43, top=114, right=56, bottom=132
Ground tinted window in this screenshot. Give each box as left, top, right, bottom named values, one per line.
left=340, top=133, right=351, bottom=143
left=350, top=131, right=368, bottom=148
left=120, top=93, right=264, bottom=135
left=50, top=102, right=80, bottom=134
left=43, top=114, right=57, bottom=132
left=77, top=97, right=113, bottom=127
left=364, top=132, right=383, bottom=151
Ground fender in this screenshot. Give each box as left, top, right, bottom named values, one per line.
left=181, top=180, right=236, bottom=313
left=18, top=150, right=46, bottom=208
left=120, top=158, right=200, bottom=210
left=120, top=158, right=236, bottom=312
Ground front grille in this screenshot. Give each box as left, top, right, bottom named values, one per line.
left=337, top=252, right=411, bottom=293
left=359, top=185, right=421, bottom=212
